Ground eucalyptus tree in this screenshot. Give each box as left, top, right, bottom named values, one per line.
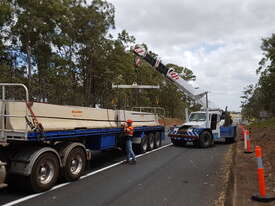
left=241, top=34, right=275, bottom=119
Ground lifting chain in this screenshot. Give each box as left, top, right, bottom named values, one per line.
left=25, top=102, right=44, bottom=138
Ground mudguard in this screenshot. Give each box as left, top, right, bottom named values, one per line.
left=9, top=147, right=61, bottom=176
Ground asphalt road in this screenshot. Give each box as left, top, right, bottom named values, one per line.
left=0, top=140, right=230, bottom=206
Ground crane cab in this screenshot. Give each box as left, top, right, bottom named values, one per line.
left=169, top=110, right=236, bottom=148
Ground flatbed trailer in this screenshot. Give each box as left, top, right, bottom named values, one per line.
left=0, top=83, right=165, bottom=192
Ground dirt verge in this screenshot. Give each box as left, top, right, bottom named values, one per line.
left=215, top=142, right=236, bottom=206
left=232, top=124, right=275, bottom=206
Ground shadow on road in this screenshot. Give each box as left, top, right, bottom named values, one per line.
left=0, top=148, right=126, bottom=203
left=171, top=140, right=233, bottom=149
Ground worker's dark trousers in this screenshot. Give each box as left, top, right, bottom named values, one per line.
left=126, top=139, right=136, bottom=161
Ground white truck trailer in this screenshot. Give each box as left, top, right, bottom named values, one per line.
left=0, top=83, right=165, bottom=192
left=132, top=44, right=236, bottom=148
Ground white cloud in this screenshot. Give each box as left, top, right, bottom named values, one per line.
left=108, top=0, right=275, bottom=111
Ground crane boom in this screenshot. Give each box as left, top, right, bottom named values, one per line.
left=132, top=44, right=206, bottom=106
left=132, top=46, right=236, bottom=149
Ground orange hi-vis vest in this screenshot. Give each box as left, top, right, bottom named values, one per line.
left=126, top=126, right=134, bottom=136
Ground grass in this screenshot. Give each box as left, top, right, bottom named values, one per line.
left=249, top=118, right=275, bottom=128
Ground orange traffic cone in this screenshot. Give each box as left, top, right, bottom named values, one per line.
left=251, top=146, right=275, bottom=202
left=240, top=125, right=245, bottom=140
left=244, top=130, right=253, bottom=153
left=243, top=128, right=247, bottom=150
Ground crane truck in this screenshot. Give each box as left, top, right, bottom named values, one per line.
left=0, top=83, right=165, bottom=192
left=132, top=44, right=236, bottom=148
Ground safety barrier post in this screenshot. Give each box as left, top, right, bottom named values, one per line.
left=240, top=125, right=245, bottom=140
left=251, top=146, right=275, bottom=202
left=243, top=128, right=247, bottom=150
left=244, top=130, right=253, bottom=153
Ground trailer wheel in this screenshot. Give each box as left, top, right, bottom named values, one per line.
left=148, top=133, right=154, bottom=150
left=139, top=135, right=148, bottom=153
left=0, top=161, right=6, bottom=188
left=199, top=131, right=212, bottom=148
left=29, top=152, right=60, bottom=193
left=64, top=147, right=86, bottom=181
left=154, top=132, right=161, bottom=148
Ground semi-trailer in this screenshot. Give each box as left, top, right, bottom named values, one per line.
left=0, top=83, right=165, bottom=192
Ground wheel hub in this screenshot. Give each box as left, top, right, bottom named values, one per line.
left=156, top=138, right=160, bottom=146
left=143, top=142, right=147, bottom=151
left=38, top=162, right=54, bottom=185
left=70, top=155, right=83, bottom=175
left=150, top=138, right=154, bottom=147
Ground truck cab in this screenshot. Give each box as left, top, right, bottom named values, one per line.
left=169, top=110, right=236, bottom=148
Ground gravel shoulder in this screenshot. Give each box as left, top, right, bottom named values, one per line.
left=232, top=124, right=275, bottom=206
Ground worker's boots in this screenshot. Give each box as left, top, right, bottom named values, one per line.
left=129, top=159, right=136, bottom=165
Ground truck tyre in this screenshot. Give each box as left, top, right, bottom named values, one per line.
left=154, top=132, right=161, bottom=148
left=199, top=131, right=212, bottom=148
left=63, top=147, right=86, bottom=182
left=148, top=133, right=154, bottom=151
left=0, top=161, right=6, bottom=188
left=29, top=152, right=60, bottom=193
left=139, top=135, right=148, bottom=153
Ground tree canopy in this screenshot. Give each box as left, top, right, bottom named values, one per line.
left=0, top=0, right=198, bottom=119
left=241, top=34, right=275, bottom=119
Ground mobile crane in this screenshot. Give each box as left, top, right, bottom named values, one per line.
left=132, top=44, right=236, bottom=148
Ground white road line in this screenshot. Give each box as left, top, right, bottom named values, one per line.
left=3, top=143, right=172, bottom=206
left=136, top=143, right=172, bottom=158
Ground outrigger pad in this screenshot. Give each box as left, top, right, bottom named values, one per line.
left=251, top=195, right=275, bottom=202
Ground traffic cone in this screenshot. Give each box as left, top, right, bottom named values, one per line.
left=240, top=125, right=245, bottom=140
left=251, top=146, right=275, bottom=202
left=243, top=129, right=247, bottom=151
left=244, top=130, right=253, bottom=153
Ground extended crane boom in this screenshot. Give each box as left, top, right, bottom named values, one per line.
left=132, top=45, right=237, bottom=149
left=132, top=44, right=206, bottom=106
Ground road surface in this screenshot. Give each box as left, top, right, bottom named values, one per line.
left=0, top=141, right=230, bottom=206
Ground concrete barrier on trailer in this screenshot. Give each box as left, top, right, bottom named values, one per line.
left=5, top=102, right=160, bottom=132
left=6, top=102, right=117, bottom=131
left=114, top=110, right=159, bottom=127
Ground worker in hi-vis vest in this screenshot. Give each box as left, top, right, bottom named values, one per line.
left=123, top=119, right=136, bottom=164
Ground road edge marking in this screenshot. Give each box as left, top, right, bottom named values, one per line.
left=3, top=143, right=172, bottom=206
